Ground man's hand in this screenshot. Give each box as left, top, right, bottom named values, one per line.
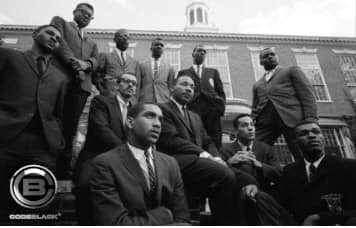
left=241, top=184, right=258, bottom=202
left=70, top=58, right=91, bottom=71
left=199, top=152, right=227, bottom=167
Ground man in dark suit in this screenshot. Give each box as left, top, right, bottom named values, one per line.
left=278, top=120, right=356, bottom=225
left=177, top=45, right=226, bottom=149
left=252, top=48, right=317, bottom=160
left=220, top=114, right=282, bottom=192
left=96, top=29, right=141, bottom=97
left=138, top=38, right=175, bottom=103
left=0, top=25, right=66, bottom=220
left=157, top=75, right=258, bottom=225
left=89, top=103, right=190, bottom=225
left=50, top=2, right=99, bottom=178
left=73, top=73, right=137, bottom=224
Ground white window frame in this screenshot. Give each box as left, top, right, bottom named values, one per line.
left=161, top=43, right=182, bottom=76
left=248, top=46, right=276, bottom=81
left=292, top=47, right=332, bottom=102
left=204, top=45, right=233, bottom=98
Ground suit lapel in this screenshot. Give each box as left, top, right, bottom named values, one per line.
left=69, top=22, right=83, bottom=40
left=152, top=148, right=163, bottom=205
left=188, top=66, right=199, bottom=79
left=112, top=50, right=125, bottom=67
left=310, top=156, right=329, bottom=184
left=168, top=101, right=193, bottom=135
left=120, top=145, right=151, bottom=198
left=266, top=67, right=282, bottom=84
left=109, top=96, right=125, bottom=132
left=23, top=51, right=40, bottom=77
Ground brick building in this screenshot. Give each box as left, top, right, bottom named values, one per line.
left=1, top=2, right=356, bottom=165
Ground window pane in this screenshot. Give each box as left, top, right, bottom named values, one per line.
left=197, top=8, right=203, bottom=22
left=294, top=53, right=330, bottom=101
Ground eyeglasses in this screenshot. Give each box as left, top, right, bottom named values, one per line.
left=120, top=78, right=137, bottom=86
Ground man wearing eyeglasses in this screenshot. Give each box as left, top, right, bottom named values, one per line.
left=50, top=3, right=99, bottom=179
left=73, top=73, right=137, bottom=224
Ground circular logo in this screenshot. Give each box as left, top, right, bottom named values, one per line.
left=10, top=164, right=57, bottom=209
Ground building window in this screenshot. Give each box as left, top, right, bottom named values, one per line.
left=162, top=43, right=182, bottom=74
left=292, top=48, right=331, bottom=102
left=248, top=46, right=269, bottom=81
left=197, top=8, right=203, bottom=23
left=190, top=9, right=194, bottom=25
left=108, top=42, right=136, bottom=57
left=273, top=135, right=294, bottom=166
left=204, top=45, right=233, bottom=98
left=333, top=49, right=356, bottom=102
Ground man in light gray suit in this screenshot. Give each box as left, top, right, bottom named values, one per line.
left=138, top=38, right=175, bottom=103
left=251, top=48, right=318, bottom=160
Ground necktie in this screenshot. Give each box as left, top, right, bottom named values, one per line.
left=153, top=60, right=158, bottom=77
left=120, top=51, right=126, bottom=65
left=308, top=164, right=316, bottom=182
left=182, top=106, right=191, bottom=127
left=197, top=65, right=201, bottom=78
left=144, top=150, right=157, bottom=194
left=37, top=56, right=46, bottom=75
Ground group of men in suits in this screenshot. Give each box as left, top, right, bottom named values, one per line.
left=1, top=2, right=356, bottom=225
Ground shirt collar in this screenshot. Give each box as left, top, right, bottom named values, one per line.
left=115, top=48, right=126, bottom=57
left=127, top=143, right=153, bottom=161
left=170, top=97, right=186, bottom=114
left=29, top=50, right=50, bottom=65
left=237, top=140, right=253, bottom=151
left=192, top=64, right=203, bottom=71
left=304, top=154, right=325, bottom=169
left=116, top=93, right=130, bottom=107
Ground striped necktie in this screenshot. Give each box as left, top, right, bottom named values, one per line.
left=144, top=150, right=157, bottom=194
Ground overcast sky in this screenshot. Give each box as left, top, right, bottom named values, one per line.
left=1, top=0, right=355, bottom=37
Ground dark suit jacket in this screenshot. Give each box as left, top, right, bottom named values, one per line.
left=220, top=140, right=282, bottom=189
left=74, top=94, right=129, bottom=180
left=251, top=66, right=317, bottom=128
left=89, top=144, right=190, bottom=225
left=0, top=48, right=66, bottom=155
left=95, top=51, right=141, bottom=97
left=178, top=66, right=226, bottom=116
left=278, top=155, right=356, bottom=224
left=50, top=16, right=98, bottom=93
left=157, top=100, right=220, bottom=169
left=139, top=59, right=175, bottom=103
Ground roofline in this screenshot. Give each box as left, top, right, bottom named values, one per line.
left=1, top=24, right=356, bottom=44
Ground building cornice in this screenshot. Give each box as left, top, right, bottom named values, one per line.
left=1, top=24, right=356, bottom=45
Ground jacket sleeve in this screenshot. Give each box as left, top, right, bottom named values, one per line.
left=50, top=16, right=76, bottom=68
left=87, top=43, right=99, bottom=72
left=88, top=96, right=124, bottom=149
left=165, top=158, right=191, bottom=223
left=260, top=146, right=282, bottom=183
left=213, top=69, right=226, bottom=101
left=90, top=158, right=174, bottom=225
left=290, top=66, right=318, bottom=120
left=251, top=84, right=259, bottom=121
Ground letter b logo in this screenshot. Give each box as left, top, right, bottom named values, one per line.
left=10, top=165, right=57, bottom=209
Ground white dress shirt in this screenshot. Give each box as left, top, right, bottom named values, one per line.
left=151, top=57, right=161, bottom=75
left=127, top=143, right=155, bottom=190
left=192, top=64, right=203, bottom=78
left=116, top=94, right=130, bottom=124
left=304, top=154, right=325, bottom=182
left=115, top=48, right=126, bottom=63
left=264, top=66, right=278, bottom=82
left=170, top=97, right=186, bottom=117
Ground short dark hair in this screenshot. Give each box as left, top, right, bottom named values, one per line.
left=173, top=74, right=194, bottom=86
left=232, top=113, right=252, bottom=129
left=33, top=24, right=60, bottom=36
left=259, top=47, right=274, bottom=59
left=114, top=29, right=129, bottom=41
left=294, top=119, right=320, bottom=133
left=127, top=102, right=158, bottom=119
left=75, top=2, right=94, bottom=12
left=192, top=44, right=207, bottom=54
left=151, top=38, right=164, bottom=47
left=117, top=72, right=136, bottom=83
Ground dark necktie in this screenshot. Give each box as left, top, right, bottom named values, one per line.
left=182, top=106, right=191, bottom=127
left=37, top=56, right=46, bottom=75
left=120, top=51, right=125, bottom=65
left=308, top=164, right=316, bottom=182
left=144, top=150, right=157, bottom=195
left=153, top=60, right=158, bottom=77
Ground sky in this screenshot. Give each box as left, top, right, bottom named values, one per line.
left=1, top=0, right=355, bottom=37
